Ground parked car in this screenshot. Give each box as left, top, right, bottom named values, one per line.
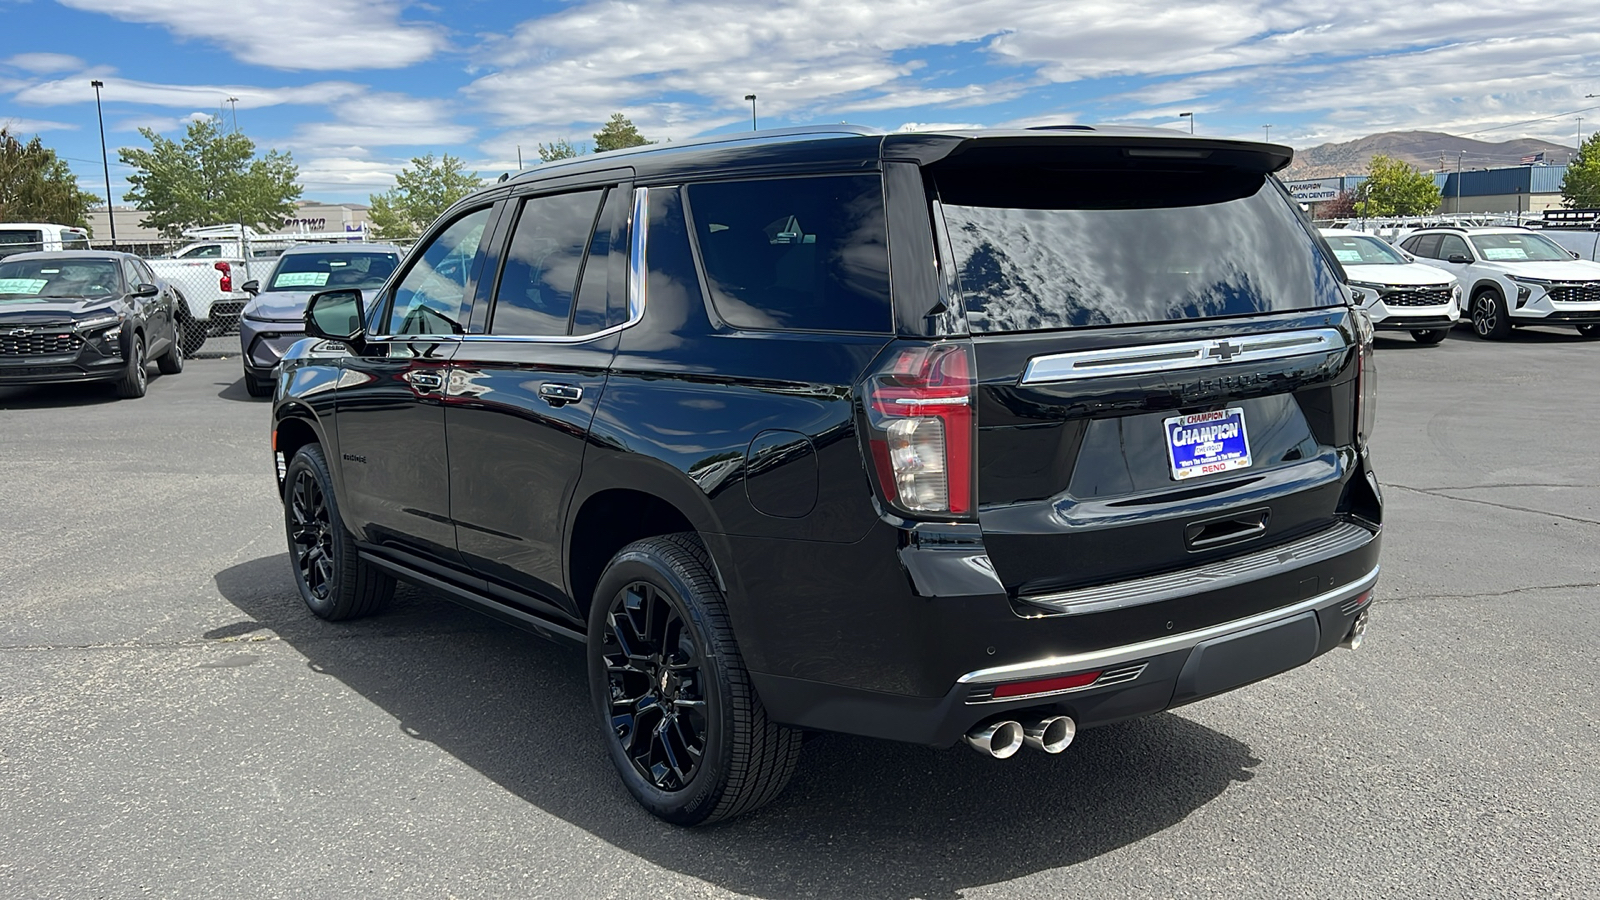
left=270, top=125, right=1382, bottom=825
left=1319, top=229, right=1460, bottom=344
left=0, top=251, right=184, bottom=397
left=1539, top=228, right=1600, bottom=262
left=1398, top=226, right=1600, bottom=338
left=237, top=244, right=402, bottom=397
left=0, top=223, right=91, bottom=260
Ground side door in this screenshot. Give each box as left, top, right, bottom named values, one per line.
left=334, top=202, right=501, bottom=568
left=132, top=257, right=178, bottom=354
left=445, top=179, right=633, bottom=616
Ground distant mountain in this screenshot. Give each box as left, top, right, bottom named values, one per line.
left=1282, top=130, right=1576, bottom=180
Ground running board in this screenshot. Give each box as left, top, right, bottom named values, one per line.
left=358, top=551, right=586, bottom=644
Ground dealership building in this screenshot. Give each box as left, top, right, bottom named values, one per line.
left=1285, top=164, right=1570, bottom=217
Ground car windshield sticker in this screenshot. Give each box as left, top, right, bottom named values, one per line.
left=0, top=278, right=48, bottom=294
left=1483, top=247, right=1528, bottom=261
left=1165, top=407, right=1253, bottom=481
left=275, top=272, right=330, bottom=287
left=1333, top=249, right=1364, bottom=263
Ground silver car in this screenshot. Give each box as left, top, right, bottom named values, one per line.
left=238, top=243, right=402, bottom=397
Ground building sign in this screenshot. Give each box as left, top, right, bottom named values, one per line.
left=1283, top=179, right=1343, bottom=202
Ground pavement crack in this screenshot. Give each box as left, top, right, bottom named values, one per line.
left=1385, top=482, right=1600, bottom=527
left=1381, top=581, right=1600, bottom=604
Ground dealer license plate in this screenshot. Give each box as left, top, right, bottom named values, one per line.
left=1164, top=407, right=1252, bottom=481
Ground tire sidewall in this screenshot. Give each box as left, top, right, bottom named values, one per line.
left=283, top=445, right=345, bottom=619
left=587, top=546, right=734, bottom=824
left=1472, top=291, right=1506, bottom=339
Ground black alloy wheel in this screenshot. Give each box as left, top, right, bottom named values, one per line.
left=602, top=579, right=711, bottom=793
left=114, top=335, right=147, bottom=399
left=1578, top=324, right=1600, bottom=339
left=1410, top=328, right=1448, bottom=345
left=1471, top=290, right=1511, bottom=340
left=282, top=444, right=393, bottom=620
left=588, top=534, right=801, bottom=826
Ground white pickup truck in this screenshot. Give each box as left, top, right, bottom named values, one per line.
left=145, top=236, right=284, bottom=349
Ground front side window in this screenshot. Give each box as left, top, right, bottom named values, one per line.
left=687, top=175, right=891, bottom=333
left=268, top=251, right=399, bottom=292
left=387, top=207, right=492, bottom=336
left=1325, top=234, right=1407, bottom=266
left=938, top=168, right=1343, bottom=333
left=1469, top=232, right=1571, bottom=262
left=490, top=190, right=603, bottom=336
left=1438, top=235, right=1472, bottom=261
left=121, top=259, right=143, bottom=289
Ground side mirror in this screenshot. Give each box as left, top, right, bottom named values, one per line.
left=1571, top=250, right=1582, bottom=259
left=305, top=289, right=366, bottom=344
left=1446, top=254, right=1472, bottom=264
left=133, top=283, right=160, bottom=298
left=240, top=279, right=260, bottom=295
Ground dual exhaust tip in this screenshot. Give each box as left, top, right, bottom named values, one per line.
left=962, top=714, right=1076, bottom=758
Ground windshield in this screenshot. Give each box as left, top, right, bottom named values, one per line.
left=0, top=258, right=121, bottom=300
left=1324, top=233, right=1407, bottom=266
left=266, top=251, right=398, bottom=292
left=1469, top=233, right=1572, bottom=262
left=937, top=168, right=1343, bottom=332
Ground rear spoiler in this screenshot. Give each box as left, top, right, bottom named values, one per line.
left=882, top=130, right=1293, bottom=174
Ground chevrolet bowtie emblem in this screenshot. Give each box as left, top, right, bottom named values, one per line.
left=1207, top=340, right=1243, bottom=362
left=9, top=328, right=35, bottom=338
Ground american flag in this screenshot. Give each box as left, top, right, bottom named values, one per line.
left=1521, top=152, right=1545, bottom=164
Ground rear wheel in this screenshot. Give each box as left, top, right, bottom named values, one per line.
left=1410, top=328, right=1448, bottom=345
left=283, top=444, right=394, bottom=620
left=1578, top=324, right=1600, bottom=339
left=588, top=534, right=801, bottom=826
left=113, top=335, right=148, bottom=399
left=244, top=370, right=273, bottom=398
left=1470, top=290, right=1511, bottom=340
left=156, top=330, right=184, bottom=374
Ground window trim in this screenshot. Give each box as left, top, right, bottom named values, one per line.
left=482, top=186, right=607, bottom=339
left=458, top=186, right=650, bottom=346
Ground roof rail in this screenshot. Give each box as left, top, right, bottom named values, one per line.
left=511, top=123, right=882, bottom=178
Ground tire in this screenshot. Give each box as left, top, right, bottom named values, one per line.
left=1470, top=289, right=1512, bottom=340
left=588, top=533, right=802, bottom=826
left=283, top=444, right=394, bottom=621
left=156, top=329, right=184, bottom=374
left=244, top=370, right=273, bottom=398
left=1578, top=324, right=1600, bottom=339
left=1410, top=328, right=1448, bottom=345
left=113, top=334, right=148, bottom=399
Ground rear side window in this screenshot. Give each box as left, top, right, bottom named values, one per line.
left=936, top=169, right=1344, bottom=333
left=687, top=175, right=891, bottom=333
left=491, top=190, right=604, bottom=336
left=1404, top=234, right=1442, bottom=259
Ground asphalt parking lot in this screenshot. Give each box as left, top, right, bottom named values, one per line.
left=1, top=326, right=1596, bottom=899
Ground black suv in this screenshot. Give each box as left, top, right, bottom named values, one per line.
left=271, top=126, right=1382, bottom=824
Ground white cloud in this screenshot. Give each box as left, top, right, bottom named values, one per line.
left=4, top=53, right=86, bottom=74
left=53, top=0, right=446, bottom=71
left=290, top=92, right=475, bottom=150
left=0, top=116, right=78, bottom=134
left=12, top=75, right=365, bottom=109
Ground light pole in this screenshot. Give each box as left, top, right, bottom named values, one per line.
left=90, top=80, right=116, bottom=247
left=1579, top=116, right=1585, bottom=147
left=744, top=94, right=758, bottom=131
left=226, top=96, right=239, bottom=132
left=1456, top=151, right=1464, bottom=215
left=1179, top=112, right=1193, bottom=134
left=1262, top=124, right=1272, bottom=142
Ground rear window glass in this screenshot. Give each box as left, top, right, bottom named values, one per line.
left=937, top=169, right=1343, bottom=333
left=687, top=175, right=891, bottom=333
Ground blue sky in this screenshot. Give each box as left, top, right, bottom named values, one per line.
left=4, top=0, right=1600, bottom=205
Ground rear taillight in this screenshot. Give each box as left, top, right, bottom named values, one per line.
left=1354, top=310, right=1377, bottom=445
left=864, top=342, right=975, bottom=517
left=214, top=260, right=232, bottom=293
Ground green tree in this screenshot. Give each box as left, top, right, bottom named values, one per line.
left=537, top=138, right=582, bottom=162
left=1355, top=154, right=1440, bottom=216
left=119, top=116, right=301, bottom=236
left=367, top=153, right=482, bottom=240
left=0, top=128, right=97, bottom=228
left=1319, top=190, right=1357, bottom=219
left=1559, top=133, right=1600, bottom=208
left=592, top=113, right=653, bottom=152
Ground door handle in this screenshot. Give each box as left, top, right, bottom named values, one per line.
left=538, top=382, right=583, bottom=406
left=405, top=370, right=445, bottom=391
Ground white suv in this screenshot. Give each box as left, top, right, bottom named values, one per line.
left=1398, top=227, right=1600, bottom=340
left=1321, top=229, right=1460, bottom=344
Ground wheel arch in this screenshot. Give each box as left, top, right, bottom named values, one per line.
left=1471, top=278, right=1506, bottom=300
left=272, top=410, right=327, bottom=496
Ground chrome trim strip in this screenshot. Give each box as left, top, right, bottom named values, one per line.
left=449, top=186, right=651, bottom=346
left=1020, top=327, right=1345, bottom=385
left=957, top=564, right=1380, bottom=685
left=1021, top=521, right=1375, bottom=616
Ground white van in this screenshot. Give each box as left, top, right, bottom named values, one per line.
left=0, top=223, right=91, bottom=260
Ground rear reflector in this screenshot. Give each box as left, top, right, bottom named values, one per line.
left=992, top=670, right=1102, bottom=699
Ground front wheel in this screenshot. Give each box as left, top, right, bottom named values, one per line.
left=588, top=534, right=802, bottom=826
left=1471, top=290, right=1512, bottom=340
left=113, top=335, right=148, bottom=399
left=1578, top=324, right=1600, bottom=339
left=282, top=444, right=394, bottom=620
left=1411, top=328, right=1448, bottom=345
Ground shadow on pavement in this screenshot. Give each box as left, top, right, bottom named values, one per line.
left=216, top=375, right=266, bottom=402
left=215, top=553, right=1259, bottom=899
left=0, top=381, right=120, bottom=408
